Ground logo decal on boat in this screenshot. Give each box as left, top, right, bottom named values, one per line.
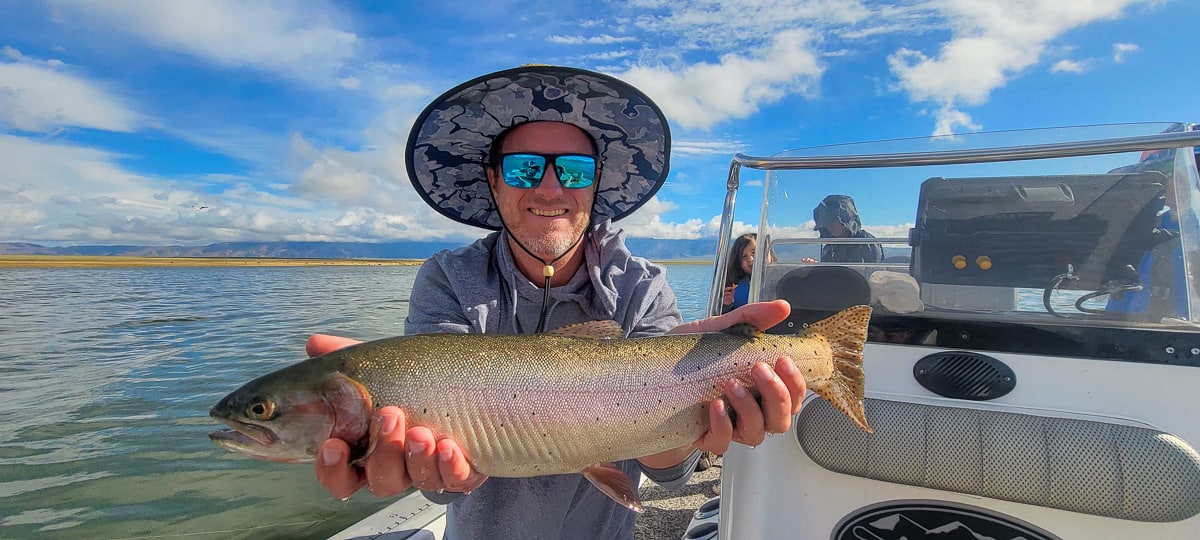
left=832, top=500, right=1061, bottom=540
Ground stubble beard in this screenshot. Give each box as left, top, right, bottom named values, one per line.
left=520, top=220, right=586, bottom=260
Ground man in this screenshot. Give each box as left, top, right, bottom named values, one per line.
left=307, top=65, right=806, bottom=539
left=811, top=194, right=884, bottom=263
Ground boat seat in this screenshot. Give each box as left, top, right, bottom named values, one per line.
left=767, top=265, right=871, bottom=334
left=796, top=398, right=1200, bottom=522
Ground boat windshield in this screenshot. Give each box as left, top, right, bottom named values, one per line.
left=714, top=123, right=1200, bottom=366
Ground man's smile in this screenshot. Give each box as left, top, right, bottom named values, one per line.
left=530, top=209, right=568, bottom=217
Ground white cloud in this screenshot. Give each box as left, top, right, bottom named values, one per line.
left=576, top=50, right=635, bottom=61
left=672, top=139, right=747, bottom=156
left=931, top=105, right=982, bottom=137
left=887, top=0, right=1149, bottom=135
left=629, top=0, right=871, bottom=50
left=1050, top=59, right=1087, bottom=74
left=620, top=29, right=824, bottom=130
left=46, top=0, right=359, bottom=83
left=0, top=54, right=145, bottom=132
left=619, top=198, right=756, bottom=239
left=0, top=132, right=479, bottom=245
left=548, top=34, right=637, bottom=45
left=1112, top=42, right=1139, bottom=62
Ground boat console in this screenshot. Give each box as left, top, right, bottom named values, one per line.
left=708, top=123, right=1200, bottom=540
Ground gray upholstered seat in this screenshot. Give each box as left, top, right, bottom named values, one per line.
left=797, top=398, right=1200, bottom=522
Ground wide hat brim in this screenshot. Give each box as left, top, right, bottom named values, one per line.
left=406, top=65, right=671, bottom=230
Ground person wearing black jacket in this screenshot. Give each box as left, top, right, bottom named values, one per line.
left=811, top=194, right=883, bottom=263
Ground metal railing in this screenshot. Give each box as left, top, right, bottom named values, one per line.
left=706, top=127, right=1200, bottom=318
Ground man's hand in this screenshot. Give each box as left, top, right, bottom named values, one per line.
left=306, top=334, right=487, bottom=500
left=642, top=300, right=807, bottom=465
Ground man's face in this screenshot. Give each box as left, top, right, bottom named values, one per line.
left=826, top=219, right=849, bottom=238
left=487, top=122, right=597, bottom=259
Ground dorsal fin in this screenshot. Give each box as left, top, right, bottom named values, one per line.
left=721, top=323, right=764, bottom=339
left=547, top=320, right=624, bottom=339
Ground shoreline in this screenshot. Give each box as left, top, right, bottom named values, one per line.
left=0, top=255, right=713, bottom=268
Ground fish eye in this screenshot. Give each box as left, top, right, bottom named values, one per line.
left=246, top=397, right=275, bottom=420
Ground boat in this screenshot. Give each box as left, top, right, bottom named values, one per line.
left=334, top=122, right=1200, bottom=539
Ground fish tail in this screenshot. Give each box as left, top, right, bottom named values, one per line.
left=799, top=305, right=873, bottom=433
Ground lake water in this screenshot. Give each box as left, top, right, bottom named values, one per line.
left=0, top=263, right=715, bottom=539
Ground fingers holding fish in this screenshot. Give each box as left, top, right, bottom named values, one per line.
left=724, top=378, right=767, bottom=446
left=363, top=407, right=412, bottom=497
left=305, top=333, right=362, bottom=357
left=774, top=357, right=807, bottom=416
left=694, top=399, right=734, bottom=455
left=666, top=299, right=789, bottom=335
left=434, top=439, right=488, bottom=493
left=390, top=426, right=439, bottom=493
left=316, top=438, right=366, bottom=499
left=750, top=359, right=803, bottom=435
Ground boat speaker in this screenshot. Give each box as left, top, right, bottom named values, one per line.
left=913, top=351, right=1015, bottom=400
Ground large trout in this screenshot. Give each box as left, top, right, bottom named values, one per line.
left=210, top=305, right=872, bottom=511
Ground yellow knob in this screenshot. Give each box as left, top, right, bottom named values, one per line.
left=976, top=256, right=992, bottom=270
left=952, top=255, right=967, bottom=270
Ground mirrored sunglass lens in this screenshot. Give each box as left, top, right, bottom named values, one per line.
left=501, top=154, right=546, bottom=188
left=553, top=155, right=596, bottom=188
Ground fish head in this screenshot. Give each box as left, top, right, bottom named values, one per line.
left=209, top=360, right=372, bottom=463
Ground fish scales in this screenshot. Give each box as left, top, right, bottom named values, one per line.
left=318, top=312, right=857, bottom=476
left=210, top=305, right=872, bottom=479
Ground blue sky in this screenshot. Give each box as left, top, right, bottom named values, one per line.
left=1, top=0, right=1196, bottom=246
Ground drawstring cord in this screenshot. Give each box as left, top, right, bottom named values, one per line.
left=503, top=227, right=588, bottom=333
left=486, top=158, right=600, bottom=333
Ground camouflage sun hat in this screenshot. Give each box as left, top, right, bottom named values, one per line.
left=406, top=65, right=671, bottom=230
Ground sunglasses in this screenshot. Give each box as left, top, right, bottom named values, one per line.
left=497, top=153, right=598, bottom=189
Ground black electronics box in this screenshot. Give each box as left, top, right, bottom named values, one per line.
left=910, top=172, right=1166, bottom=290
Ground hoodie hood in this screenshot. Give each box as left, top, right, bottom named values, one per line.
left=418, top=218, right=680, bottom=338
left=813, top=194, right=864, bottom=237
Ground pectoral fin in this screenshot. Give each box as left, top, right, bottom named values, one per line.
left=582, top=463, right=643, bottom=513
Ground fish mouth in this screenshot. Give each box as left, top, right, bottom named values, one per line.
left=209, top=417, right=278, bottom=449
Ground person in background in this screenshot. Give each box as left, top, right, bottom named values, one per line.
left=805, top=194, right=884, bottom=263
left=305, top=65, right=807, bottom=540
left=1106, top=154, right=1194, bottom=319
left=722, top=233, right=758, bottom=313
